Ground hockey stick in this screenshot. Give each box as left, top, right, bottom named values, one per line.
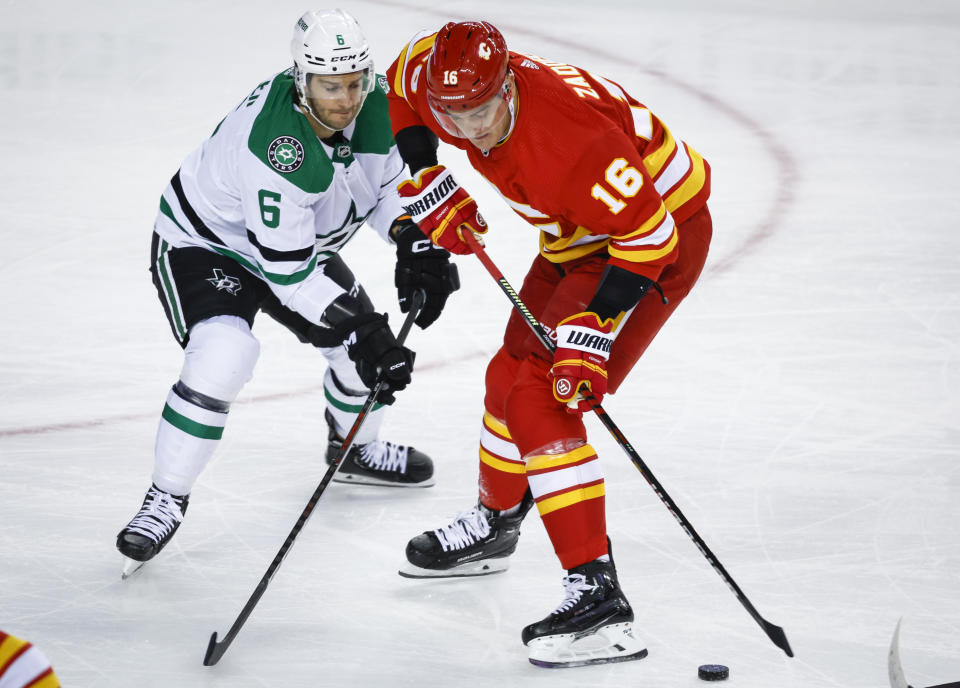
left=203, top=289, right=426, bottom=667
left=461, top=231, right=794, bottom=658
left=889, top=618, right=960, bottom=688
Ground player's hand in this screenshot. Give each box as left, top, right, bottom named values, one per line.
left=397, top=165, right=487, bottom=255
left=550, top=312, right=619, bottom=414
left=393, top=220, right=460, bottom=329
left=343, top=312, right=414, bottom=405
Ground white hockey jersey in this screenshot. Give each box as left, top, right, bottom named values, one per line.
left=153, top=69, right=406, bottom=325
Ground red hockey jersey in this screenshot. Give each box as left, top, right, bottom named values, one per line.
left=386, top=31, right=710, bottom=280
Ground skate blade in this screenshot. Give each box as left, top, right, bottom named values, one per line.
left=398, top=557, right=510, bottom=579
left=121, top=556, right=147, bottom=580
left=331, top=473, right=435, bottom=488
left=527, top=622, right=648, bottom=668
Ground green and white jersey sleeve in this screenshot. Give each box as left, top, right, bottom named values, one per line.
left=153, top=69, right=405, bottom=325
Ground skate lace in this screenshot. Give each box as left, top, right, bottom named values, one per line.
left=552, top=574, right=599, bottom=614
left=433, top=506, right=492, bottom=552
left=126, top=489, right=185, bottom=542
left=358, top=441, right=409, bottom=472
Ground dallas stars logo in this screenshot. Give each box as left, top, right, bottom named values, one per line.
left=267, top=135, right=305, bottom=173
left=206, top=268, right=242, bottom=295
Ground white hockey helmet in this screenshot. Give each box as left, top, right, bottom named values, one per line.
left=291, top=9, right=375, bottom=128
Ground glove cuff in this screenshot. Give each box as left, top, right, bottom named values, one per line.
left=412, top=164, right=448, bottom=186
left=399, top=165, right=455, bottom=223
left=337, top=312, right=385, bottom=349
left=555, top=311, right=622, bottom=361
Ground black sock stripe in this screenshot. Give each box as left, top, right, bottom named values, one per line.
left=328, top=370, right=367, bottom=399
left=173, top=381, right=231, bottom=413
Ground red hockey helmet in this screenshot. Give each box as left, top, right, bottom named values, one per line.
left=426, top=21, right=511, bottom=139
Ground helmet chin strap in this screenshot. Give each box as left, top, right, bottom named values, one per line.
left=309, top=105, right=349, bottom=133
left=294, top=67, right=362, bottom=135
left=295, top=93, right=348, bottom=134
left=481, top=81, right=517, bottom=156
left=498, top=88, right=518, bottom=144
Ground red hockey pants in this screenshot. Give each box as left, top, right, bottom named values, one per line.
left=478, top=205, right=713, bottom=568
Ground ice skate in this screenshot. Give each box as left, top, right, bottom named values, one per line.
left=116, top=484, right=189, bottom=578
left=522, top=547, right=647, bottom=668
left=326, top=410, right=434, bottom=487
left=399, top=491, right=534, bottom=578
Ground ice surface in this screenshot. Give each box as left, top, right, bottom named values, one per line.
left=1, top=1, right=958, bottom=686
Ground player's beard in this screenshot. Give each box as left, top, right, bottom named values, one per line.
left=308, top=97, right=362, bottom=133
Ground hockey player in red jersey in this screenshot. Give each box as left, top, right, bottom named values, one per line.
left=386, top=21, right=712, bottom=667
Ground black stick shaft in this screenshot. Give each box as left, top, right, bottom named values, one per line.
left=203, top=291, right=425, bottom=666
left=462, top=232, right=793, bottom=658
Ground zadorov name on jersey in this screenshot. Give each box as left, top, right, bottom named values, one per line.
left=564, top=330, right=613, bottom=353
left=402, top=174, right=457, bottom=218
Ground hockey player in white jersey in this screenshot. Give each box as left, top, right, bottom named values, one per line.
left=116, top=9, right=459, bottom=577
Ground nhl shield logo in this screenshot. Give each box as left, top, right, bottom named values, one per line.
left=377, top=74, right=389, bottom=94
left=267, top=136, right=305, bottom=173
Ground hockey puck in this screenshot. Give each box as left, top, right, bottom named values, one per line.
left=698, top=664, right=730, bottom=681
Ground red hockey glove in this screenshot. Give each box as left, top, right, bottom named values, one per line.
left=397, top=165, right=487, bottom=255
left=550, top=312, right=621, bottom=413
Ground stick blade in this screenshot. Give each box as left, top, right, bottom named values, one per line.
left=203, top=632, right=224, bottom=666
left=763, top=620, right=794, bottom=657
left=888, top=618, right=912, bottom=688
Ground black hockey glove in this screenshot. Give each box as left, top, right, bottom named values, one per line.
left=340, top=312, right=414, bottom=405
left=393, top=220, right=460, bottom=329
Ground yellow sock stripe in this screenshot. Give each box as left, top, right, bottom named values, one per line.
left=479, top=447, right=526, bottom=474
left=526, top=444, right=597, bottom=472
left=536, top=482, right=606, bottom=516
left=27, top=671, right=60, bottom=688
left=0, top=634, right=28, bottom=668
left=482, top=412, right=512, bottom=439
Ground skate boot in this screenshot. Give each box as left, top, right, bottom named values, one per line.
left=325, top=410, right=434, bottom=487
left=522, top=543, right=647, bottom=668
left=116, top=484, right=189, bottom=579
left=399, top=490, right=535, bottom=578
